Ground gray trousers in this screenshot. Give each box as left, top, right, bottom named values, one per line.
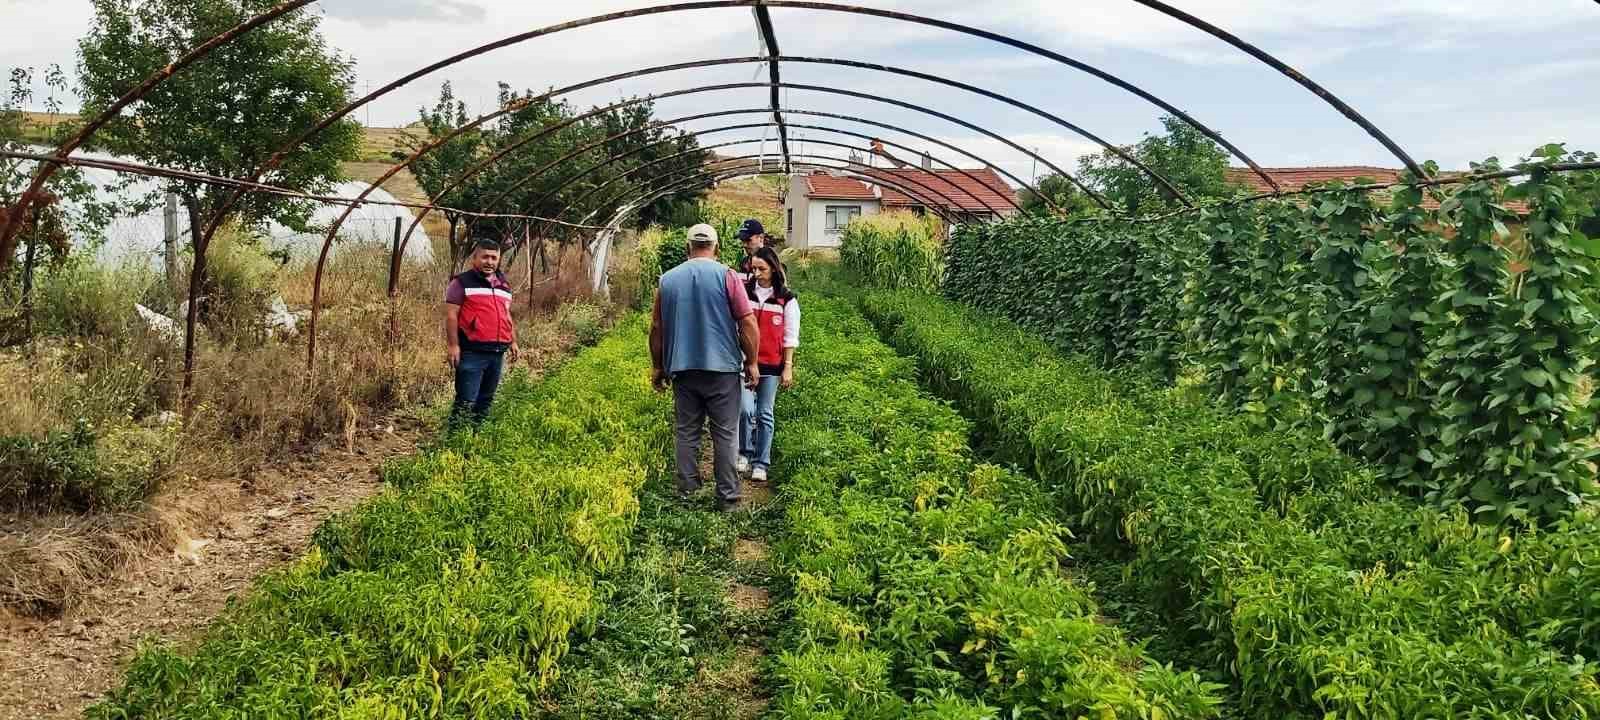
left=672, top=370, right=743, bottom=502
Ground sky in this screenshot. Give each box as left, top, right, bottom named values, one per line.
left=3, top=0, right=1599, bottom=186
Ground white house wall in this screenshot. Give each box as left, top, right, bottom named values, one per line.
left=786, top=176, right=809, bottom=249
left=805, top=198, right=880, bottom=248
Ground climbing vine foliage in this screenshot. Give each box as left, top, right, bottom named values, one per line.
left=945, top=147, right=1600, bottom=524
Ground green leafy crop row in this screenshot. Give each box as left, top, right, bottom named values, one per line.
left=861, top=290, right=1600, bottom=719
left=768, top=296, right=1222, bottom=719
left=943, top=148, right=1600, bottom=523
left=91, top=319, right=672, bottom=719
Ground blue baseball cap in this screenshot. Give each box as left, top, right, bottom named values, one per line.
left=737, top=219, right=765, bottom=240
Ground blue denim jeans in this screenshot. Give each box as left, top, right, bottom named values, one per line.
left=451, top=349, right=505, bottom=428
left=740, top=375, right=781, bottom=469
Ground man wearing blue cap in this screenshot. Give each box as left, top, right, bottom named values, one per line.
left=735, top=218, right=766, bottom=282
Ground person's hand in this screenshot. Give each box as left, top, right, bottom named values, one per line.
left=780, top=368, right=795, bottom=389
left=507, top=344, right=521, bottom=365
left=744, top=362, right=760, bottom=389
left=652, top=368, right=670, bottom=392
left=447, top=345, right=461, bottom=369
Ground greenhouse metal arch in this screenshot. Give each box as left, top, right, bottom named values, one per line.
left=3, top=0, right=1477, bottom=379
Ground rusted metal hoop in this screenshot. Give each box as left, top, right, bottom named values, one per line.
left=398, top=103, right=1041, bottom=260
left=583, top=160, right=964, bottom=229
left=780, top=56, right=1190, bottom=205
left=374, top=62, right=1124, bottom=264
left=573, top=154, right=967, bottom=228
left=562, top=145, right=976, bottom=228
left=524, top=129, right=998, bottom=228
left=1127, top=0, right=1423, bottom=177
left=0, top=0, right=315, bottom=262
left=213, top=0, right=1316, bottom=246
left=12, top=0, right=1431, bottom=256
left=461, top=102, right=1067, bottom=243
left=544, top=130, right=1004, bottom=235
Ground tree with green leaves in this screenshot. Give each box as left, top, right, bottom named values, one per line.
left=397, top=81, right=484, bottom=265
left=2, top=65, right=125, bottom=348
left=1017, top=173, right=1098, bottom=216
left=77, top=0, right=360, bottom=403
left=590, top=99, right=710, bottom=229
left=1078, top=115, right=1243, bottom=215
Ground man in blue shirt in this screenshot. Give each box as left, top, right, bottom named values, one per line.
left=649, top=223, right=761, bottom=511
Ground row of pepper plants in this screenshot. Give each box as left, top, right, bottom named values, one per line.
left=92, top=319, right=672, bottom=719
left=942, top=147, right=1600, bottom=524
left=860, top=289, right=1600, bottom=718
left=767, top=295, right=1223, bottom=718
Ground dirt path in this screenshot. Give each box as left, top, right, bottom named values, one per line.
left=0, top=417, right=423, bottom=720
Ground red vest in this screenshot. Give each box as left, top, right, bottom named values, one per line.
left=455, top=271, right=515, bottom=351
left=748, top=285, right=791, bottom=375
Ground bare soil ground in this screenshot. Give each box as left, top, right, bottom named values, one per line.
left=0, top=416, right=424, bottom=720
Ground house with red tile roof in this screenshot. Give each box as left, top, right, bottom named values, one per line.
left=784, top=164, right=1019, bottom=249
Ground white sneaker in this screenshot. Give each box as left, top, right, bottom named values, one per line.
left=751, top=466, right=768, bottom=482
left=735, top=456, right=751, bottom=475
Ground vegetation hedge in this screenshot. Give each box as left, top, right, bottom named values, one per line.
left=770, top=295, right=1222, bottom=718
left=943, top=148, right=1600, bottom=524
left=861, top=289, right=1600, bottom=719
left=91, top=317, right=671, bottom=718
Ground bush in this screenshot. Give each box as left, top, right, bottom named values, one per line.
left=839, top=211, right=945, bottom=291
left=641, top=226, right=742, bottom=283
left=198, top=230, right=281, bottom=346
left=34, top=261, right=154, bottom=338
left=0, top=420, right=173, bottom=512
left=556, top=301, right=606, bottom=347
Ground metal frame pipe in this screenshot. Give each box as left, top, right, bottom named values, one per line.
left=579, top=159, right=963, bottom=229
left=0, top=0, right=316, bottom=263
left=567, top=146, right=974, bottom=228
left=537, top=131, right=1006, bottom=220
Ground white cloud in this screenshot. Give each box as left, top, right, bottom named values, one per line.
left=908, top=0, right=1600, bottom=67
left=320, top=0, right=486, bottom=25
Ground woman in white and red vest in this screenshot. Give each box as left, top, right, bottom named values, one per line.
left=443, top=239, right=520, bottom=428
left=737, top=246, right=800, bottom=482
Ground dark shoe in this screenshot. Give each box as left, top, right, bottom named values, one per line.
left=717, top=498, right=742, bottom=513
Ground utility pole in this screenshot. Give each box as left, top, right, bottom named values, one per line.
left=1031, top=147, right=1039, bottom=184
left=163, top=192, right=181, bottom=298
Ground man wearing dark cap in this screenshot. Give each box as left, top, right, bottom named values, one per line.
left=735, top=218, right=766, bottom=282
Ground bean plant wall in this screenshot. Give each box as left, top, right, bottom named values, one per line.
left=944, top=147, right=1600, bottom=524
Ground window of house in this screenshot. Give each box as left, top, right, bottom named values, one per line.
left=824, top=205, right=861, bottom=233
left=787, top=208, right=794, bottom=235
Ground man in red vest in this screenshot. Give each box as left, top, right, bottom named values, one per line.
left=444, top=239, right=520, bottom=428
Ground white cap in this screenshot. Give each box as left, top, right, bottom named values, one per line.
left=688, top=223, right=717, bottom=245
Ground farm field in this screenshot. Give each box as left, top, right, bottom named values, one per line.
left=12, top=2, right=1600, bottom=718
left=67, top=273, right=1230, bottom=718
left=70, top=248, right=1600, bottom=718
